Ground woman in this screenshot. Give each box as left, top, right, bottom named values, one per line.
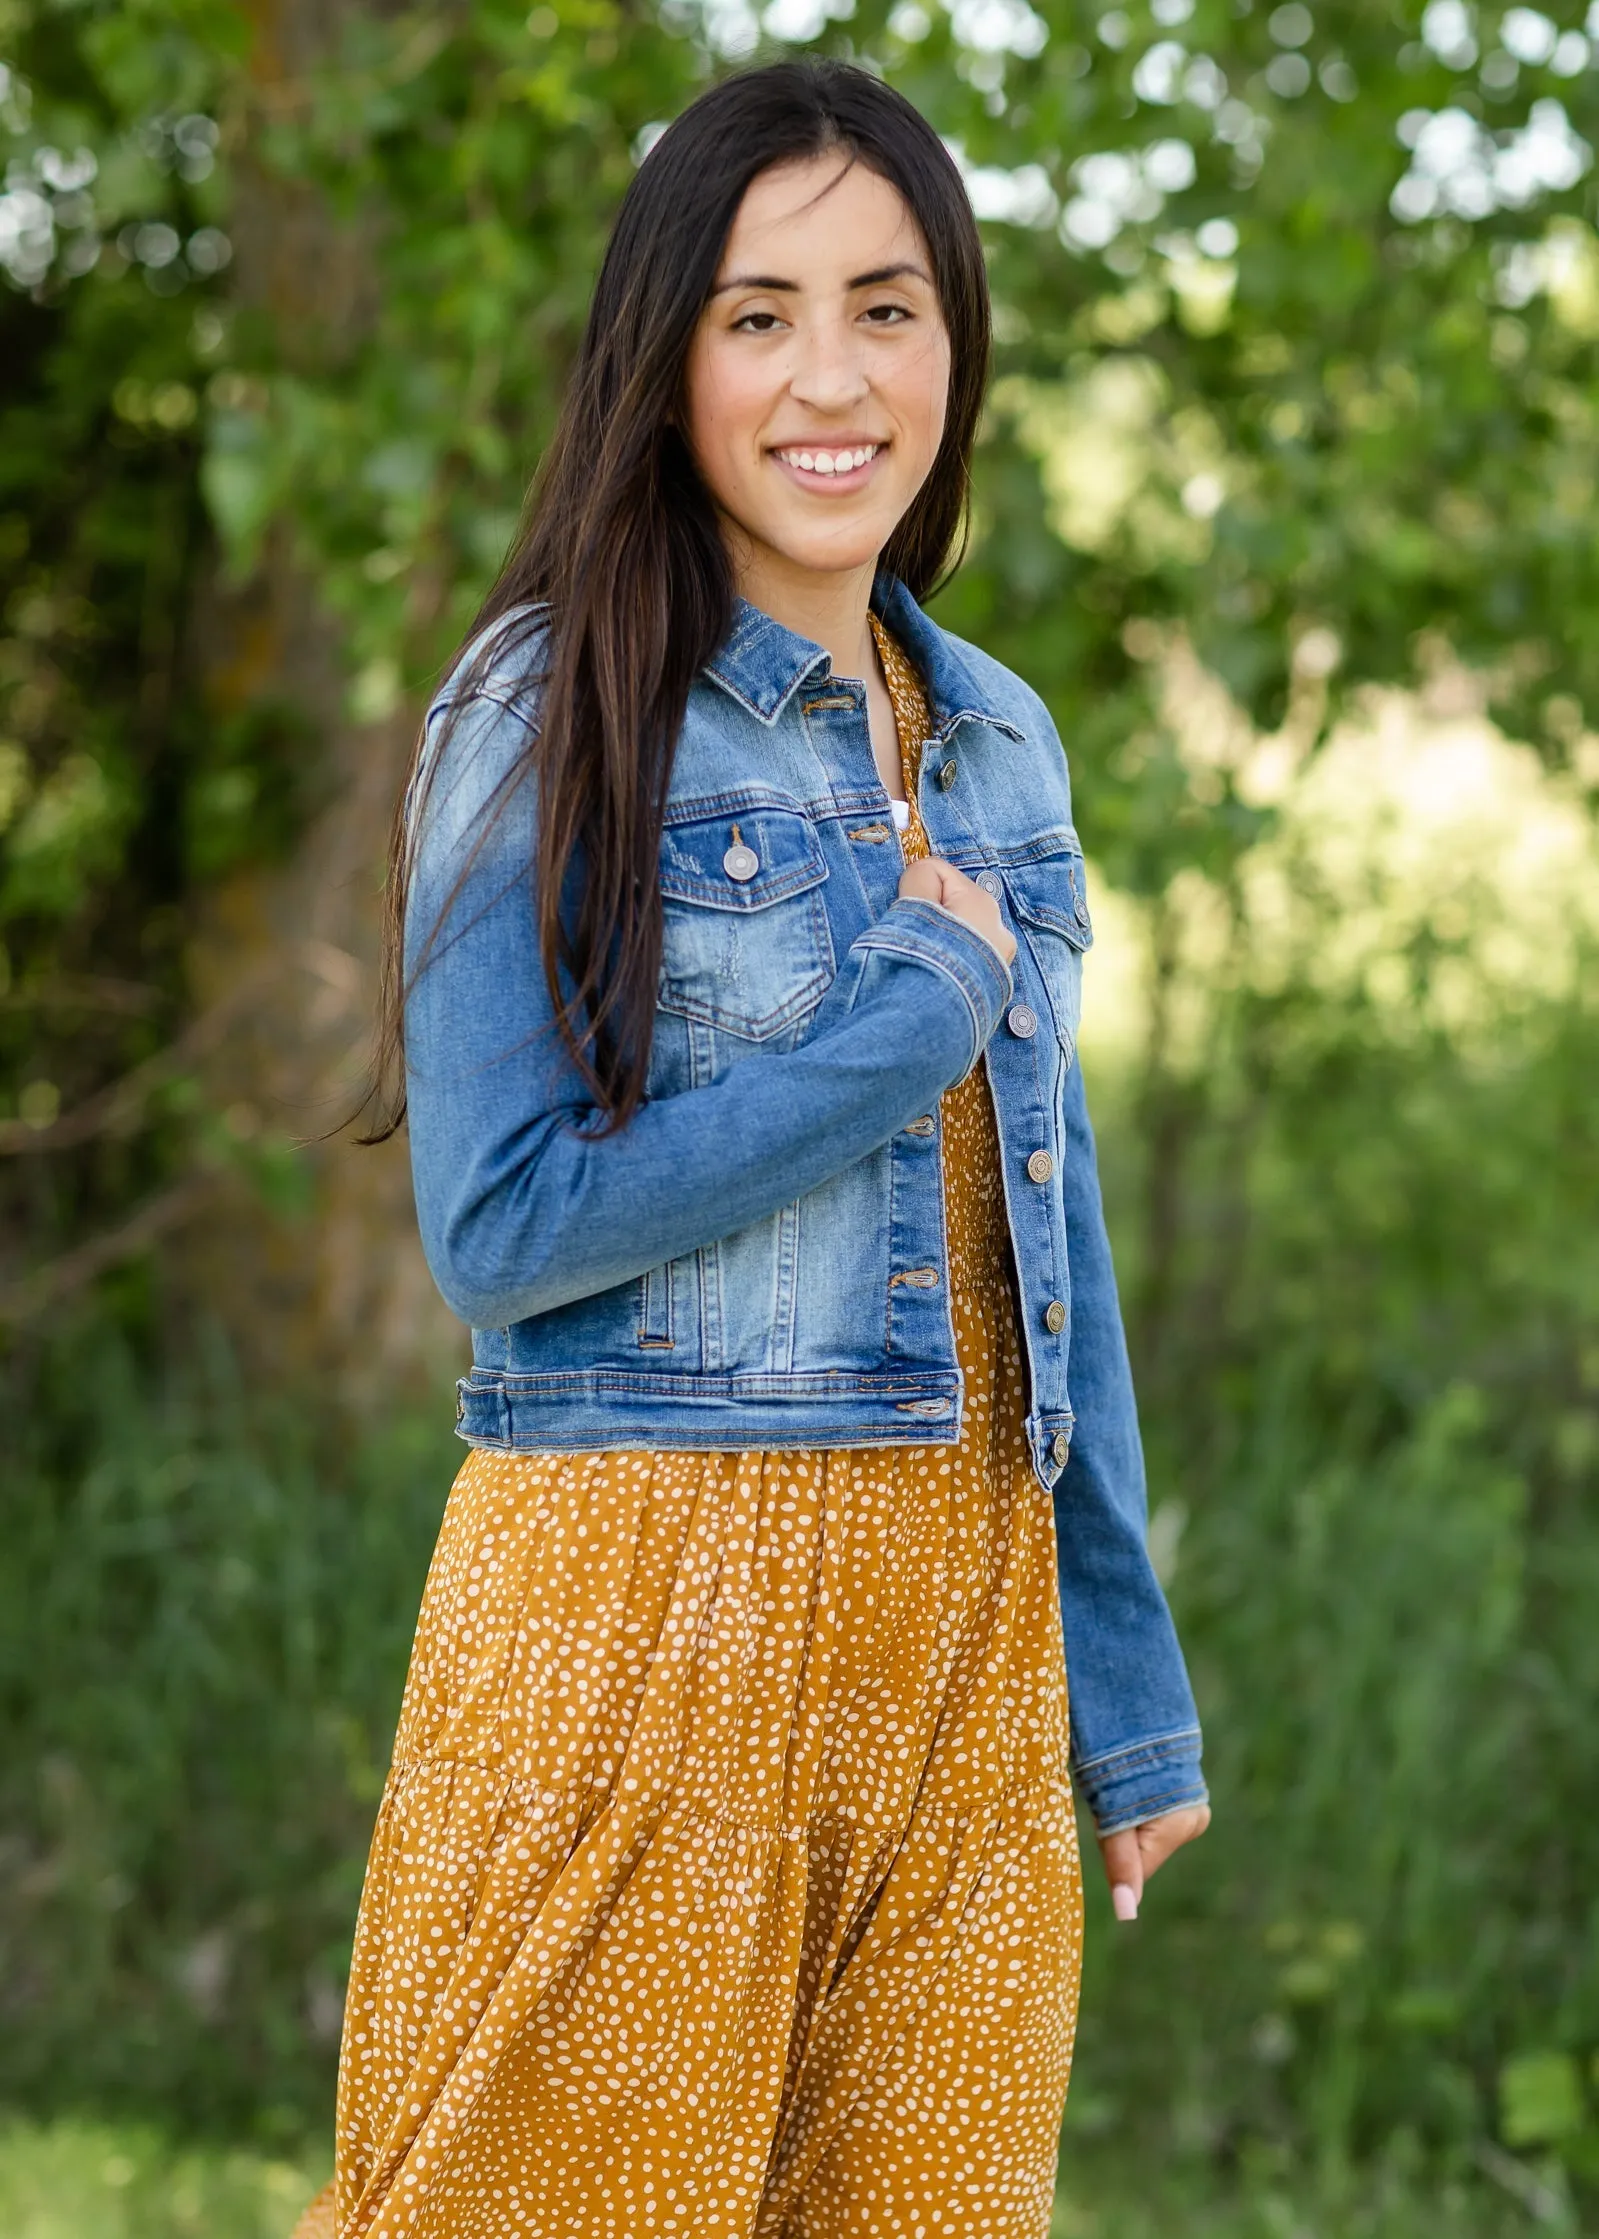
left=305, top=57, right=1208, bottom=2239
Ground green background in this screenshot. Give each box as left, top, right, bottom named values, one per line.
left=2, top=0, right=1597, bottom=2228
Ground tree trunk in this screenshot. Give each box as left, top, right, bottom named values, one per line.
left=175, top=0, right=459, bottom=1411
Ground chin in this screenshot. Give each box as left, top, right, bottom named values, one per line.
left=766, top=524, right=897, bottom=578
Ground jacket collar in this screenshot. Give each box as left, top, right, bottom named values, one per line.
left=701, top=568, right=1025, bottom=742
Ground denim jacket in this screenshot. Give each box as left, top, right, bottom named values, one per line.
left=403, top=571, right=1205, bottom=1834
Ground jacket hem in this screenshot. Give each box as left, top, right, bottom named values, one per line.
left=456, top=1369, right=974, bottom=1453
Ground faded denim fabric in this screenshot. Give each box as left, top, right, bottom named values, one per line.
left=403, top=571, right=1204, bottom=1833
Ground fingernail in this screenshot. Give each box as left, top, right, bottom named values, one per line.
left=1112, top=1883, right=1139, bottom=1922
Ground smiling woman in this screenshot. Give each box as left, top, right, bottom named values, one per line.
left=300, top=58, right=1208, bottom=2239
left=685, top=159, right=956, bottom=808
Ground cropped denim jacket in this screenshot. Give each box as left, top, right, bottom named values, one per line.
left=403, top=571, right=1205, bottom=1834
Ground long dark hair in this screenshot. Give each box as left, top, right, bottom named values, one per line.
left=362, top=58, right=991, bottom=1141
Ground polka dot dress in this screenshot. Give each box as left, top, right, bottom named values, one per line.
left=294, top=624, right=1083, bottom=2239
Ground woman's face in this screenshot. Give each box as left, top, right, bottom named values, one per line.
left=683, top=154, right=952, bottom=595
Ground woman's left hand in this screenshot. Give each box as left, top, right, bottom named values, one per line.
left=1097, top=1803, right=1211, bottom=1922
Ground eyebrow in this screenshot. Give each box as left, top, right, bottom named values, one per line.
left=710, top=260, right=933, bottom=296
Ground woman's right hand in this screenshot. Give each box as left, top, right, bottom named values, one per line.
left=898, top=857, right=1017, bottom=970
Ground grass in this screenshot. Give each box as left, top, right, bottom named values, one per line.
left=0, top=2119, right=1572, bottom=2238
left=1050, top=2160, right=1569, bottom=2237
left=0, top=2120, right=327, bottom=2239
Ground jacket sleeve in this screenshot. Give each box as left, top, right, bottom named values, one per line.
left=403, top=690, right=1014, bottom=1329
left=1055, top=1056, right=1208, bottom=1835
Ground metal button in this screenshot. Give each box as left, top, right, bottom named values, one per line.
left=1052, top=1430, right=1070, bottom=1465
left=1044, top=1299, right=1067, bottom=1334
left=906, top=1115, right=936, bottom=1137
left=1006, top=1003, right=1038, bottom=1038
left=1026, top=1149, right=1054, bottom=1184
left=936, top=757, right=958, bottom=791
left=723, top=842, right=759, bottom=882
left=976, top=870, right=1004, bottom=899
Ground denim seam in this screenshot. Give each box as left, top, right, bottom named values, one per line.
left=1071, top=1725, right=1204, bottom=1776
left=852, top=929, right=985, bottom=1069
left=1091, top=1778, right=1211, bottom=1837
left=662, top=783, right=835, bottom=824
left=659, top=856, right=827, bottom=909
left=856, top=907, right=1012, bottom=1026
left=462, top=1366, right=965, bottom=1398
left=658, top=886, right=835, bottom=1039
left=463, top=686, right=541, bottom=732
left=941, top=825, right=1084, bottom=874
left=702, top=654, right=832, bottom=727
left=458, top=1421, right=967, bottom=1454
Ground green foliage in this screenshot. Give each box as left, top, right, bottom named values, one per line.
left=1501, top=2049, right=1588, bottom=2150
left=173, top=0, right=1599, bottom=880
left=0, top=1338, right=457, bottom=2131
left=1049, top=2144, right=1570, bottom=2236
left=18, top=0, right=1599, bottom=882
left=0, top=4, right=304, bottom=1299
left=0, top=2117, right=1554, bottom=2239
left=3, top=0, right=1599, bottom=2211
left=9, top=0, right=1599, bottom=1286
left=1059, top=916, right=1599, bottom=2185
left=0, top=2118, right=323, bottom=2239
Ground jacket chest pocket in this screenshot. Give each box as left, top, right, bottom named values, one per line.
left=1004, top=840, right=1094, bottom=1058
left=656, top=806, right=834, bottom=1042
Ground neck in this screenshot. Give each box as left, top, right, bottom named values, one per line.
left=726, top=537, right=881, bottom=684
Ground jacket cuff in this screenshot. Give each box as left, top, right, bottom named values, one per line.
left=852, top=897, right=1014, bottom=1072
left=1072, top=1726, right=1207, bottom=1836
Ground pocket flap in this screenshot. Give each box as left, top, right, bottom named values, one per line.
left=660, top=805, right=828, bottom=912
left=1005, top=844, right=1094, bottom=953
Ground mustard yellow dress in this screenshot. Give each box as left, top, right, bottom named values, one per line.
left=299, top=623, right=1082, bottom=2239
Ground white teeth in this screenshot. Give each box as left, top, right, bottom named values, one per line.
left=780, top=444, right=878, bottom=475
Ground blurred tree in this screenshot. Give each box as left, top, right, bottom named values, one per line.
left=3, top=0, right=1599, bottom=1362
left=0, top=0, right=239, bottom=1347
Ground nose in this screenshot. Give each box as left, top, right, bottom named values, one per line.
left=787, top=311, right=871, bottom=415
